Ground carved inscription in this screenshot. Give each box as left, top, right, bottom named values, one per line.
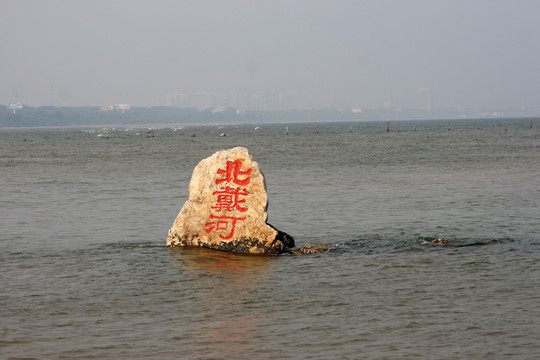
left=205, top=159, right=252, bottom=239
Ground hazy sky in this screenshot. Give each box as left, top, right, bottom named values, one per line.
left=1, top=0, right=539, bottom=109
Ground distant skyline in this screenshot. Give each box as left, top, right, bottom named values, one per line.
left=1, top=0, right=539, bottom=110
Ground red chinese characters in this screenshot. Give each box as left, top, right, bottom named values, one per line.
left=205, top=159, right=251, bottom=239
left=211, top=186, right=249, bottom=212
left=216, top=159, right=252, bottom=186
left=204, top=214, right=246, bottom=240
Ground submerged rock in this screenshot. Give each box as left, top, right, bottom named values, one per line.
left=429, top=238, right=452, bottom=245
left=167, top=147, right=294, bottom=254
left=287, top=243, right=333, bottom=255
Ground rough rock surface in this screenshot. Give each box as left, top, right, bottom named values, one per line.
left=167, top=147, right=294, bottom=254
left=430, top=238, right=452, bottom=245
left=287, top=243, right=333, bottom=255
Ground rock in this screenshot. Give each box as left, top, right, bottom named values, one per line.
left=167, top=147, right=294, bottom=254
left=287, top=243, right=332, bottom=255
left=430, top=238, right=452, bottom=245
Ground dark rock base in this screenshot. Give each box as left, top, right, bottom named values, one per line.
left=167, top=232, right=295, bottom=255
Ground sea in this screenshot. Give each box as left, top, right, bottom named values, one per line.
left=1, top=118, right=539, bottom=359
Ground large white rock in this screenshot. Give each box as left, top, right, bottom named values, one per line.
left=167, top=147, right=294, bottom=254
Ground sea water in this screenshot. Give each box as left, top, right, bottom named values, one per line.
left=1, top=119, right=539, bottom=359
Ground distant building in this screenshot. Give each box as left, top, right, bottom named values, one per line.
left=115, top=104, right=131, bottom=111
left=100, top=104, right=130, bottom=113
left=418, top=88, right=433, bottom=112
left=190, top=93, right=215, bottom=111
left=167, top=93, right=215, bottom=111
left=100, top=105, right=115, bottom=112
left=278, top=93, right=297, bottom=110
left=7, top=103, right=23, bottom=114
left=166, top=90, right=305, bottom=111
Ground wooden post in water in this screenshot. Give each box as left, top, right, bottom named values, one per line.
left=386, top=120, right=390, bottom=133
left=531, top=119, right=533, bottom=129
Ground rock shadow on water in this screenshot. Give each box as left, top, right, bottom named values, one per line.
left=166, top=246, right=275, bottom=359
left=167, top=246, right=275, bottom=280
